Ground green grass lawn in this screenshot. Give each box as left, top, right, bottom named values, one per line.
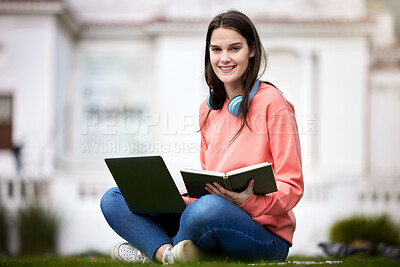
left=0, top=257, right=398, bottom=267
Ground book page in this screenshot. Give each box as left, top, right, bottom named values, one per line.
left=226, top=162, right=271, bottom=176
left=180, top=168, right=225, bottom=177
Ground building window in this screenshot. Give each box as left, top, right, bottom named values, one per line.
left=0, top=95, right=12, bottom=149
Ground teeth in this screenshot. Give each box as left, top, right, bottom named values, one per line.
left=221, top=66, right=234, bottom=70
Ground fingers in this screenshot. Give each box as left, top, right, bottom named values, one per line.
left=204, top=181, right=254, bottom=206
left=205, top=183, right=234, bottom=201
left=245, top=179, right=255, bottom=194
left=213, top=182, right=227, bottom=193
left=205, top=183, right=221, bottom=195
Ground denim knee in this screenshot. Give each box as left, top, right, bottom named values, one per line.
left=183, top=194, right=234, bottom=228
left=100, top=187, right=119, bottom=218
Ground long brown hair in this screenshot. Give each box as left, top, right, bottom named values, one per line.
left=201, top=10, right=267, bottom=142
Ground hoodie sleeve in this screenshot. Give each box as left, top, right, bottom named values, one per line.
left=239, top=107, right=304, bottom=217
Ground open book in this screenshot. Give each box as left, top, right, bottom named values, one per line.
left=180, top=162, right=277, bottom=198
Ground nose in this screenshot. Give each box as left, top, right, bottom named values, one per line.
left=220, top=51, right=231, bottom=63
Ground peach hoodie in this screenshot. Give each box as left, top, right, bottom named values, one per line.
left=185, top=82, right=304, bottom=246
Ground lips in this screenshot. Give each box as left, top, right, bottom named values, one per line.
left=219, top=65, right=236, bottom=72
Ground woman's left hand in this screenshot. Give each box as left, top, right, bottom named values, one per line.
left=205, top=179, right=254, bottom=206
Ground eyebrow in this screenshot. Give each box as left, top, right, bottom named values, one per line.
left=210, top=42, right=243, bottom=47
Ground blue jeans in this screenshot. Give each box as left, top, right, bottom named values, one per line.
left=100, top=187, right=289, bottom=262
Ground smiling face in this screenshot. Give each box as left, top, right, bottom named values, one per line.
left=209, top=27, right=255, bottom=95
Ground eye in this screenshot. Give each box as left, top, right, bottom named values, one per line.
left=230, top=46, right=240, bottom=51
left=210, top=47, right=221, bottom=52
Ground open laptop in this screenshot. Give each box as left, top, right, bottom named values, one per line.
left=104, top=155, right=186, bottom=213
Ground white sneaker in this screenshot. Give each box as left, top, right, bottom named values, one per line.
left=163, top=240, right=202, bottom=264
left=111, top=242, right=152, bottom=263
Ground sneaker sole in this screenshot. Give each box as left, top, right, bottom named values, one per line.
left=111, top=242, right=152, bottom=263
left=111, top=243, right=119, bottom=262
left=111, top=243, right=129, bottom=263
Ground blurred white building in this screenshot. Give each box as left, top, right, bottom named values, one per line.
left=0, top=0, right=399, bottom=256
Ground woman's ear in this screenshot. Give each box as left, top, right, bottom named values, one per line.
left=249, top=44, right=255, bottom=58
